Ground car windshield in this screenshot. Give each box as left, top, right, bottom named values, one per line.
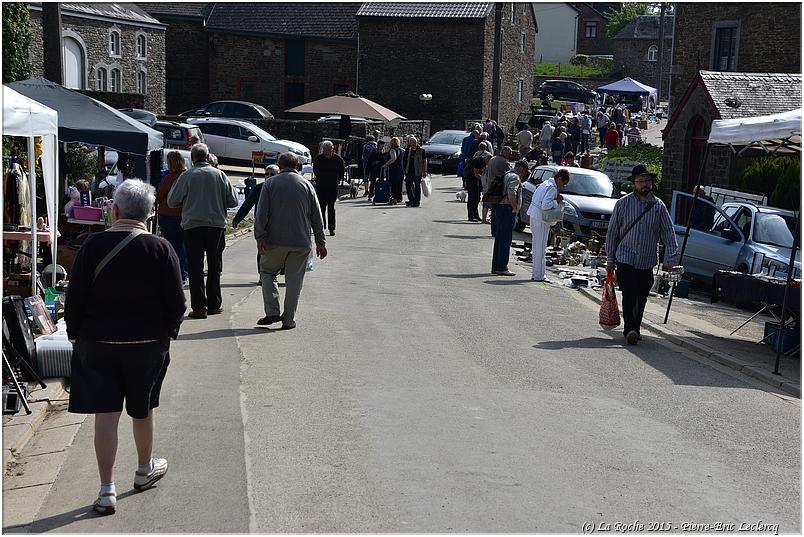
left=428, top=133, right=463, bottom=145
left=753, top=213, right=795, bottom=247
left=247, top=124, right=276, bottom=141
left=254, top=105, right=273, bottom=118
left=562, top=173, right=614, bottom=197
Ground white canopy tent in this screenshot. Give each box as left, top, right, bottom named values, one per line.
left=707, top=108, right=802, bottom=154
left=3, top=85, right=59, bottom=288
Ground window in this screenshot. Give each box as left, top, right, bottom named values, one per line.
left=197, top=122, right=228, bottom=137
left=285, top=41, right=305, bottom=76
left=712, top=25, right=738, bottom=71
left=647, top=45, right=658, bottom=62
left=510, top=3, right=516, bottom=24
left=109, top=29, right=121, bottom=57
left=223, top=103, right=257, bottom=118
left=517, top=79, right=524, bottom=103
left=226, top=125, right=254, bottom=140
left=137, top=70, right=147, bottom=94
left=110, top=68, right=121, bottom=93
left=520, top=31, right=526, bottom=53
left=585, top=21, right=597, bottom=38
left=286, top=83, right=305, bottom=109
left=96, top=67, right=108, bottom=91
left=136, top=34, right=147, bottom=59
left=63, top=35, right=86, bottom=89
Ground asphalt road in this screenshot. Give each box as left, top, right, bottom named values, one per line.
left=22, top=173, right=801, bottom=533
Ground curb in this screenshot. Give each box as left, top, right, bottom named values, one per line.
left=573, top=285, right=801, bottom=399
left=3, top=378, right=69, bottom=474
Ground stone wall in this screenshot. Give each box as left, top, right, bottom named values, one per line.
left=359, top=17, right=485, bottom=133
left=661, top=83, right=732, bottom=196
left=670, top=3, right=801, bottom=109
left=574, top=3, right=615, bottom=56
left=27, top=10, right=166, bottom=113
left=160, top=19, right=210, bottom=115
left=159, top=116, right=429, bottom=160
left=497, top=2, right=537, bottom=135
left=207, top=32, right=356, bottom=119
left=612, top=38, right=672, bottom=99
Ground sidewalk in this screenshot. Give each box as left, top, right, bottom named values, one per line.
left=543, top=263, right=801, bottom=398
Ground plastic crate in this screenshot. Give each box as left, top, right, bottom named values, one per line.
left=73, top=206, right=103, bottom=221
left=763, top=322, right=800, bottom=354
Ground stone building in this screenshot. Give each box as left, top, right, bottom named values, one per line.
left=356, top=2, right=538, bottom=134
left=573, top=3, right=619, bottom=56
left=661, top=71, right=802, bottom=196
left=136, top=3, right=212, bottom=114
left=612, top=15, right=673, bottom=98
left=669, top=3, right=801, bottom=110
left=28, top=2, right=167, bottom=113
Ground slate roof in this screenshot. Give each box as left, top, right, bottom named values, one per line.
left=204, top=3, right=361, bottom=41
left=700, top=71, right=802, bottom=120
left=356, top=3, right=493, bottom=18
left=581, top=2, right=620, bottom=18
left=137, top=3, right=213, bottom=20
left=614, top=15, right=674, bottom=40
left=30, top=2, right=164, bottom=27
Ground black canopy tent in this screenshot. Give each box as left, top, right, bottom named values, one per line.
left=664, top=109, right=802, bottom=373
left=7, top=78, right=163, bottom=187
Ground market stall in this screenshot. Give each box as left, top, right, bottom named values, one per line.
left=665, top=108, right=802, bottom=371
left=6, top=78, right=163, bottom=184
left=596, top=77, right=658, bottom=112
left=3, top=85, right=59, bottom=289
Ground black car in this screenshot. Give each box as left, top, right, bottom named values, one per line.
left=179, top=100, right=274, bottom=120
left=118, top=108, right=158, bottom=127
left=537, top=80, right=597, bottom=103
left=421, top=130, right=466, bottom=174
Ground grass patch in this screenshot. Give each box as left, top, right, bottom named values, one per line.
left=533, top=62, right=611, bottom=78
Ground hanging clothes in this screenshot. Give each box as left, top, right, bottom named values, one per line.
left=4, top=163, right=28, bottom=226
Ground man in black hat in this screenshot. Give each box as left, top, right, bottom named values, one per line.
left=605, top=164, right=680, bottom=345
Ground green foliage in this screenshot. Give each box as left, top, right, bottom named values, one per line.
left=600, top=144, right=664, bottom=197
left=66, top=145, right=101, bottom=185
left=533, top=61, right=612, bottom=78
left=2, top=3, right=32, bottom=83
left=605, top=3, right=650, bottom=39
left=738, top=156, right=801, bottom=210
left=569, top=54, right=589, bottom=66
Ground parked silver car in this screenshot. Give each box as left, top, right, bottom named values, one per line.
left=516, top=165, right=618, bottom=239
left=670, top=192, right=801, bottom=281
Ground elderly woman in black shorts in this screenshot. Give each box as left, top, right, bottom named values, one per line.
left=66, top=179, right=185, bottom=515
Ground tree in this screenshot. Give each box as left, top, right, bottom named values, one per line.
left=605, top=3, right=651, bottom=39
left=2, top=2, right=32, bottom=83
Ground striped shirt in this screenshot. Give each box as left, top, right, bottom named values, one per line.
left=606, top=192, right=678, bottom=270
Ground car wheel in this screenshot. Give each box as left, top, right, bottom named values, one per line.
left=514, top=213, right=526, bottom=233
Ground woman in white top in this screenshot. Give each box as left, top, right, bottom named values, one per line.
left=527, top=168, right=570, bottom=282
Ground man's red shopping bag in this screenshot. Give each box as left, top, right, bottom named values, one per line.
left=599, top=272, right=621, bottom=330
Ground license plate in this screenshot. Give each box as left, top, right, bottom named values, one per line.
left=591, top=220, right=608, bottom=229
left=430, top=159, right=442, bottom=165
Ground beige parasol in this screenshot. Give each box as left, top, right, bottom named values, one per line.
left=285, top=92, right=405, bottom=121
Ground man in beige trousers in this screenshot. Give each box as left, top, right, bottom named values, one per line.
left=254, top=153, right=327, bottom=329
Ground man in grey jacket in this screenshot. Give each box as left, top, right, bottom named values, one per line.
left=254, top=152, right=328, bottom=329
left=168, top=143, right=238, bottom=319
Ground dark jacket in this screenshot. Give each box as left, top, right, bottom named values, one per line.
left=233, top=182, right=263, bottom=225
left=313, top=153, right=345, bottom=196
left=65, top=231, right=186, bottom=341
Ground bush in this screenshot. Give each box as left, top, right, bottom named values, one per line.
left=600, top=144, right=664, bottom=197
left=570, top=54, right=589, bottom=66
left=2, top=3, right=32, bottom=83
left=590, top=56, right=614, bottom=72
left=738, top=156, right=800, bottom=210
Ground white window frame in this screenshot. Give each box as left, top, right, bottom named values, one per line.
left=108, top=26, right=121, bottom=57
left=110, top=68, right=122, bottom=93
left=585, top=21, right=597, bottom=38
left=647, top=45, right=658, bottom=62
left=517, top=79, right=524, bottom=103
left=95, top=66, right=108, bottom=91
left=137, top=69, right=147, bottom=94
left=520, top=31, right=526, bottom=53
left=510, top=3, right=516, bottom=24
left=136, top=32, right=148, bottom=60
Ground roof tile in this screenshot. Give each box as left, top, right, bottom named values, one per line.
left=700, top=71, right=802, bottom=119
left=356, top=2, right=493, bottom=18
left=137, top=3, right=212, bottom=19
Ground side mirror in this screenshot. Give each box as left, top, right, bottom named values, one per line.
left=721, top=228, right=741, bottom=242
left=248, top=136, right=259, bottom=143
left=619, top=190, right=627, bottom=197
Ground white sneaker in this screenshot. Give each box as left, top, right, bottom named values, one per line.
left=134, top=458, right=168, bottom=491
left=93, top=492, right=116, bottom=515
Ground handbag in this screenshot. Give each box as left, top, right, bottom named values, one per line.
left=541, top=201, right=564, bottom=223
left=599, top=272, right=621, bottom=330
left=482, top=175, right=506, bottom=204
left=421, top=174, right=432, bottom=198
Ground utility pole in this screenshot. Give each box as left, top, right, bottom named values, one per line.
left=656, top=2, right=667, bottom=103
left=42, top=3, right=64, bottom=84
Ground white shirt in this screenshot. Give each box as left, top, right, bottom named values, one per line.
left=527, top=178, right=559, bottom=219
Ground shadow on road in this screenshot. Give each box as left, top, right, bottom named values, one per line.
left=443, top=234, right=490, bottom=239
left=533, top=336, right=622, bottom=350
left=220, top=283, right=260, bottom=288
left=177, top=328, right=268, bottom=341
left=436, top=273, right=492, bottom=279
left=483, top=279, right=531, bottom=285
left=432, top=219, right=481, bottom=225
left=25, top=490, right=140, bottom=533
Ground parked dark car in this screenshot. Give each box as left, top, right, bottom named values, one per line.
left=179, top=100, right=274, bottom=120
left=421, top=130, right=465, bottom=173
left=537, top=80, right=597, bottom=103
left=152, top=120, right=206, bottom=150
left=118, top=108, right=157, bottom=127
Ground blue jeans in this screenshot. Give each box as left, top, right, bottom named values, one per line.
left=491, top=204, right=516, bottom=272
left=580, top=133, right=590, bottom=154
left=158, top=214, right=188, bottom=281
left=405, top=174, right=422, bottom=206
